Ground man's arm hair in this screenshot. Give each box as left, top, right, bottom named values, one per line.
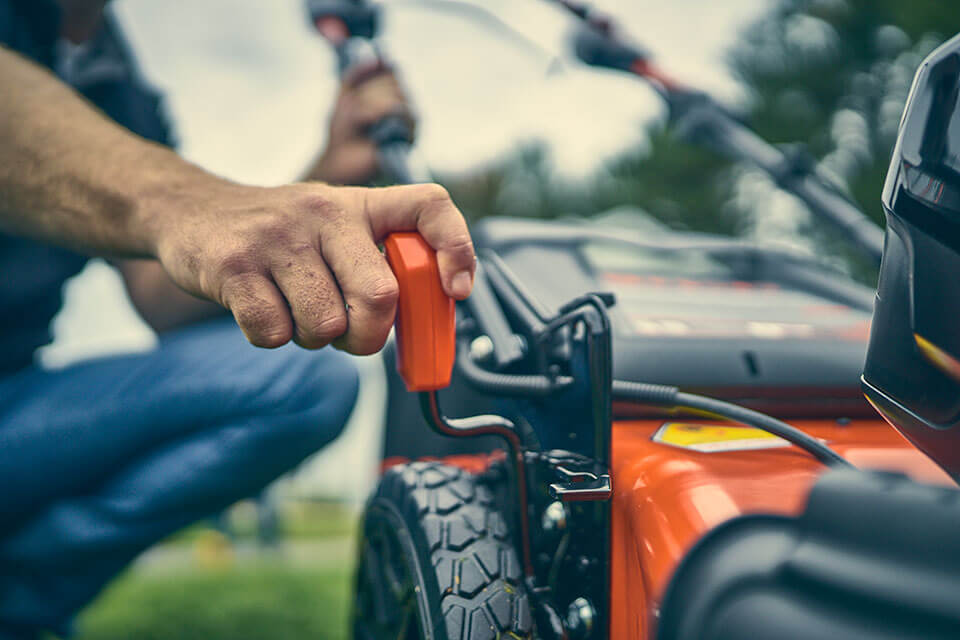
left=121, top=61, right=416, bottom=333
left=3, top=46, right=235, bottom=335
left=0, top=45, right=207, bottom=257
left=0, top=45, right=476, bottom=353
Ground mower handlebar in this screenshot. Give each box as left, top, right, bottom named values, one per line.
left=671, top=92, right=885, bottom=262
left=572, top=22, right=644, bottom=73
left=309, top=0, right=427, bottom=184
left=308, top=0, right=377, bottom=42
left=560, top=0, right=884, bottom=264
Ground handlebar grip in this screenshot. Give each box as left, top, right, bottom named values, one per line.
left=383, top=233, right=456, bottom=392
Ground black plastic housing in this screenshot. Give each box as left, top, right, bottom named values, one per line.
left=383, top=214, right=877, bottom=460
left=658, top=470, right=960, bottom=640
left=474, top=217, right=874, bottom=417
left=862, top=33, right=960, bottom=479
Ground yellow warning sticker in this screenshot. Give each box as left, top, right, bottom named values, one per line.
left=652, top=422, right=790, bottom=453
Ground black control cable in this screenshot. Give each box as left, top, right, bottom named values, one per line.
left=456, top=344, right=853, bottom=468
left=612, top=380, right=854, bottom=468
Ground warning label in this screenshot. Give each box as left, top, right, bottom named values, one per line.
left=652, top=422, right=791, bottom=453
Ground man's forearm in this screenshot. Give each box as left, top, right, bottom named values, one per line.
left=0, top=46, right=475, bottom=354
left=0, top=46, right=212, bottom=257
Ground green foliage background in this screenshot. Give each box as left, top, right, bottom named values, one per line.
left=76, top=565, right=350, bottom=640
left=441, top=0, right=960, bottom=283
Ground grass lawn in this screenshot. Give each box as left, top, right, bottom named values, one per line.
left=74, top=562, right=352, bottom=640
left=70, top=500, right=358, bottom=640
left=164, top=500, right=359, bottom=546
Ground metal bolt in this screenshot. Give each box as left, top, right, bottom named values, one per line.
left=541, top=501, right=567, bottom=533
left=469, top=335, right=494, bottom=362
left=565, top=597, right=596, bottom=639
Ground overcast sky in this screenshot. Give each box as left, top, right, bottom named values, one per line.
left=113, top=0, right=769, bottom=181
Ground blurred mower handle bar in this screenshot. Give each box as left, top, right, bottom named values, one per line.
left=308, top=0, right=431, bottom=184
left=551, top=0, right=885, bottom=265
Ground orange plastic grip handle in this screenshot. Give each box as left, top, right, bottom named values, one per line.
left=383, top=233, right=456, bottom=392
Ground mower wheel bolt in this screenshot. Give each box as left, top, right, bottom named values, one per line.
left=565, top=597, right=596, bottom=639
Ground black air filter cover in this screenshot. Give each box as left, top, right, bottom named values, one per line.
left=658, top=470, right=960, bottom=640
left=863, top=32, right=960, bottom=478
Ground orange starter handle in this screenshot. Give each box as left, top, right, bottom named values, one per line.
left=383, top=233, right=456, bottom=392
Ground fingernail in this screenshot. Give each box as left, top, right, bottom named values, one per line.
left=451, top=271, right=472, bottom=298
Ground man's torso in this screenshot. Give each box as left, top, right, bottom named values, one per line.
left=0, top=0, right=173, bottom=374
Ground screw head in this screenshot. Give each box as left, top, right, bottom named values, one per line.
left=469, top=335, right=494, bottom=362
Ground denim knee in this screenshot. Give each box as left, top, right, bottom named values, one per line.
left=251, top=344, right=360, bottom=455
left=155, top=319, right=360, bottom=461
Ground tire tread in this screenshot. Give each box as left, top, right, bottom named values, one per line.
left=376, top=461, right=533, bottom=640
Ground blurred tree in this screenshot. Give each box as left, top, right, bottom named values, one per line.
left=440, top=0, right=960, bottom=282
left=728, top=0, right=959, bottom=278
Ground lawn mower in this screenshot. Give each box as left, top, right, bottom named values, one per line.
left=309, top=2, right=960, bottom=638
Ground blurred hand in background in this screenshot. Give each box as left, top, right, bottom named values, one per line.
left=306, top=63, right=416, bottom=186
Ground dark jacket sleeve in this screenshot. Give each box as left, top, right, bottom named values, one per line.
left=0, top=0, right=172, bottom=147
left=68, top=11, right=176, bottom=147
left=0, top=0, right=60, bottom=68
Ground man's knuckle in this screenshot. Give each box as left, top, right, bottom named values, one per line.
left=313, top=310, right=348, bottom=342
left=417, top=183, right=450, bottom=203
left=216, top=271, right=255, bottom=307
left=236, top=306, right=291, bottom=348
left=215, top=251, right=258, bottom=283
left=442, top=236, right=476, bottom=269
left=294, top=330, right=330, bottom=350
left=297, top=193, right=343, bottom=220
left=251, top=330, right=291, bottom=349
left=361, top=277, right=400, bottom=312
left=445, top=234, right=474, bottom=254
left=286, top=242, right=317, bottom=259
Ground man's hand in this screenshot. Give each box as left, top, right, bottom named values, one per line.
left=149, top=182, right=473, bottom=354
left=0, top=47, right=471, bottom=355
left=306, top=64, right=415, bottom=185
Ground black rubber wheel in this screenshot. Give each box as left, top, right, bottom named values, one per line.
left=353, top=460, right=534, bottom=640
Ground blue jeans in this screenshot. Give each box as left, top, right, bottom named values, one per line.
left=0, top=318, right=359, bottom=638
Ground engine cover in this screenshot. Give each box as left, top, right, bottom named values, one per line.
left=474, top=215, right=875, bottom=417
